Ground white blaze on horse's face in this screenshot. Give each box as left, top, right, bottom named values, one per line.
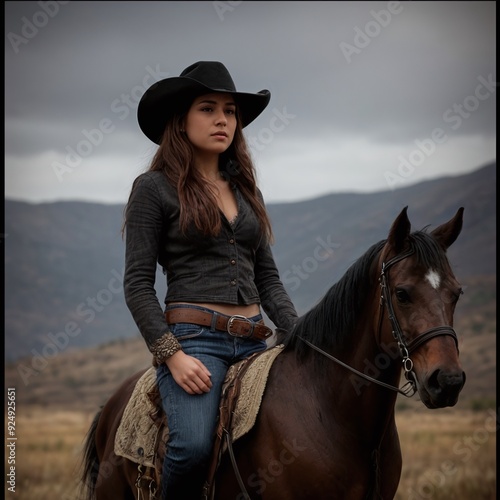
left=425, top=269, right=441, bottom=289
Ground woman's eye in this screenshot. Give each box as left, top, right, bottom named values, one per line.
left=395, top=289, right=411, bottom=304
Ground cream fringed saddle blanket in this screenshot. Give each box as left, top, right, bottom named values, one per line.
left=114, top=344, right=284, bottom=468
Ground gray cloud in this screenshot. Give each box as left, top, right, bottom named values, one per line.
left=5, top=1, right=496, bottom=203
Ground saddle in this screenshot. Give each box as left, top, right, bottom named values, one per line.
left=114, top=344, right=284, bottom=498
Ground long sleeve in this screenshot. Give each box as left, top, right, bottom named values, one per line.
left=254, top=241, right=299, bottom=334
left=123, top=173, right=181, bottom=360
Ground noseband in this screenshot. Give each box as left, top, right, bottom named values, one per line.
left=298, top=248, right=460, bottom=397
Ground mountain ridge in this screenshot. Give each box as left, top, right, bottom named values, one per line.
left=5, top=162, right=495, bottom=362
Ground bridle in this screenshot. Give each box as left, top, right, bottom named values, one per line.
left=298, top=248, right=460, bottom=397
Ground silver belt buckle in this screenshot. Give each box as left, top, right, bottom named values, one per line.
left=227, top=315, right=253, bottom=338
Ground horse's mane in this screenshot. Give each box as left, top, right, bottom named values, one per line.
left=284, top=228, right=451, bottom=362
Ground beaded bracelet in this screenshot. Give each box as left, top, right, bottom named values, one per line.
left=150, top=332, right=182, bottom=363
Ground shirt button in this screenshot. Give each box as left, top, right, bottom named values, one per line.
left=230, top=259, right=236, bottom=265
left=229, top=238, right=235, bottom=244
left=230, top=279, right=237, bottom=286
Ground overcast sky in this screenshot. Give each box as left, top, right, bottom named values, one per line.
left=5, top=1, right=496, bottom=204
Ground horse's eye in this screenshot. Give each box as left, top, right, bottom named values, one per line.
left=395, top=288, right=411, bottom=304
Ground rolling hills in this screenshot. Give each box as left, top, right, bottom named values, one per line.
left=4, top=162, right=495, bottom=410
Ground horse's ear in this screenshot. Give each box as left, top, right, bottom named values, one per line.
left=431, top=207, right=464, bottom=250
left=387, top=206, right=411, bottom=253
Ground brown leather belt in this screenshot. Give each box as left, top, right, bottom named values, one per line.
left=165, top=307, right=273, bottom=341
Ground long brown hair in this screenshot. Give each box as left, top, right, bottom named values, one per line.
left=145, top=104, right=274, bottom=242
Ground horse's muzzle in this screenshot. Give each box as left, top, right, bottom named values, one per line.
left=420, top=368, right=466, bottom=408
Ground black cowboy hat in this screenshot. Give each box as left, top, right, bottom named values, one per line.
left=137, top=61, right=271, bottom=144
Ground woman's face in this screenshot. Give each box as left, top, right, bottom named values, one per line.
left=183, top=92, right=237, bottom=159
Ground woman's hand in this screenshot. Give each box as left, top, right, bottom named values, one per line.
left=165, top=350, right=212, bottom=395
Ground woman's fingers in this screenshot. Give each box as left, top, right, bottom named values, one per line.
left=166, top=351, right=213, bottom=394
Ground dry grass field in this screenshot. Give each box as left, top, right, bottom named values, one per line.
left=5, top=287, right=495, bottom=499
left=4, top=406, right=496, bottom=499
left=394, top=408, right=496, bottom=500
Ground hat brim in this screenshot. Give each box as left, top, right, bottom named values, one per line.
left=138, top=77, right=271, bottom=145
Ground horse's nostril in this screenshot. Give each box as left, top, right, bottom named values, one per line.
left=428, top=369, right=465, bottom=397
left=428, top=369, right=442, bottom=394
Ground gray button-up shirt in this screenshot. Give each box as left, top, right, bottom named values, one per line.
left=124, top=171, right=298, bottom=351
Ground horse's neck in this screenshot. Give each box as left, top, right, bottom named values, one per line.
left=305, top=318, right=401, bottom=444
left=339, top=323, right=401, bottom=440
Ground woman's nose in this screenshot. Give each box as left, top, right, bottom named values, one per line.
left=215, top=110, right=227, bottom=125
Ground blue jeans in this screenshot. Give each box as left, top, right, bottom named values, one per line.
left=156, top=305, right=268, bottom=500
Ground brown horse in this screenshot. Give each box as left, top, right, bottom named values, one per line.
left=81, top=206, right=466, bottom=499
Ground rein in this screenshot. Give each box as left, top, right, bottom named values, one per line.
left=297, top=337, right=415, bottom=397
left=298, top=248, right=459, bottom=397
